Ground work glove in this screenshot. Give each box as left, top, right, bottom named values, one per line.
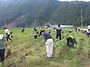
left=7, top=46, right=10, bottom=48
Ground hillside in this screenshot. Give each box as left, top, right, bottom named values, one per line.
left=0, top=0, right=90, bottom=27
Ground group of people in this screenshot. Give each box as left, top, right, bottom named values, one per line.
left=0, top=25, right=78, bottom=64
left=0, top=28, right=12, bottom=64
left=75, top=25, right=90, bottom=37
left=32, top=25, right=77, bottom=58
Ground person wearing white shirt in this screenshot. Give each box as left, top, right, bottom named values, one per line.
left=33, top=28, right=37, bottom=39
left=48, top=27, right=51, bottom=34
left=4, top=28, right=12, bottom=41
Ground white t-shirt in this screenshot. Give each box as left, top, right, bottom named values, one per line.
left=5, top=29, right=10, bottom=35
left=48, top=28, right=51, bottom=31
left=34, top=31, right=37, bottom=35
left=0, top=34, right=4, bottom=39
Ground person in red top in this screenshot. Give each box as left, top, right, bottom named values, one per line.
left=75, top=26, right=77, bottom=32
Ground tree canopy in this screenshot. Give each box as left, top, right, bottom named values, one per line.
left=0, top=0, right=90, bottom=27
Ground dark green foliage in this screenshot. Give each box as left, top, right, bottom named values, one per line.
left=0, top=0, right=90, bottom=27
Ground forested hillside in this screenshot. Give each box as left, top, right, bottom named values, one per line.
left=0, top=0, right=90, bottom=27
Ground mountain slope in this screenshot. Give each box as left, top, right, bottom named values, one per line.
left=0, top=0, right=90, bottom=27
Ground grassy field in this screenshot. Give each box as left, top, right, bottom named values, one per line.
left=0, top=28, right=90, bottom=67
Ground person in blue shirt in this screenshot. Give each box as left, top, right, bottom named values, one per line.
left=56, top=25, right=62, bottom=40
left=39, top=30, right=53, bottom=58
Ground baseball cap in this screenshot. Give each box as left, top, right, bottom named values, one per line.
left=39, top=30, right=44, bottom=36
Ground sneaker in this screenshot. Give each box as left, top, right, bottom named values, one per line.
left=68, top=47, right=70, bottom=48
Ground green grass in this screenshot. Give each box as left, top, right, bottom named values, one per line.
left=0, top=28, right=90, bottom=67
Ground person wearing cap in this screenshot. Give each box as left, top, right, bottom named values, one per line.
left=56, top=25, right=62, bottom=40
left=66, top=30, right=77, bottom=49
left=0, top=34, right=9, bottom=64
left=39, top=30, right=53, bottom=58
left=4, top=28, right=12, bottom=41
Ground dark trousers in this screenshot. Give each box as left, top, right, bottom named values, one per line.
left=21, top=29, right=24, bottom=32
left=49, top=31, right=51, bottom=34
left=67, top=37, right=77, bottom=49
left=56, top=34, right=61, bottom=40
left=34, top=35, right=37, bottom=39
left=86, top=32, right=90, bottom=37
left=6, top=35, right=12, bottom=41
left=0, top=49, right=5, bottom=62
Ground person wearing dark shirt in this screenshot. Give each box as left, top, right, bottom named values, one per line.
left=39, top=30, right=53, bottom=58
left=66, top=30, right=77, bottom=49
left=21, top=28, right=24, bottom=33
left=56, top=25, right=62, bottom=40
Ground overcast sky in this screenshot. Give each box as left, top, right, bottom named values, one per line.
left=59, top=0, right=90, bottom=2
left=0, top=0, right=90, bottom=1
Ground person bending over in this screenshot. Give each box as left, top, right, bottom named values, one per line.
left=66, top=31, right=77, bottom=49
left=39, top=30, right=53, bottom=58
left=4, top=28, right=12, bottom=41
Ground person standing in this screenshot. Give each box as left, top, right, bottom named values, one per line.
left=56, top=25, right=62, bottom=40
left=48, top=27, right=51, bottom=34
left=75, top=26, right=77, bottom=32
left=39, top=30, right=53, bottom=58
left=0, top=34, right=9, bottom=64
left=33, top=28, right=37, bottom=39
left=4, top=28, right=12, bottom=41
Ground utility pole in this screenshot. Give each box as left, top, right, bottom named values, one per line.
left=4, top=19, right=6, bottom=27
left=35, top=19, right=36, bottom=23
left=26, top=22, right=28, bottom=28
left=81, top=10, right=83, bottom=27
